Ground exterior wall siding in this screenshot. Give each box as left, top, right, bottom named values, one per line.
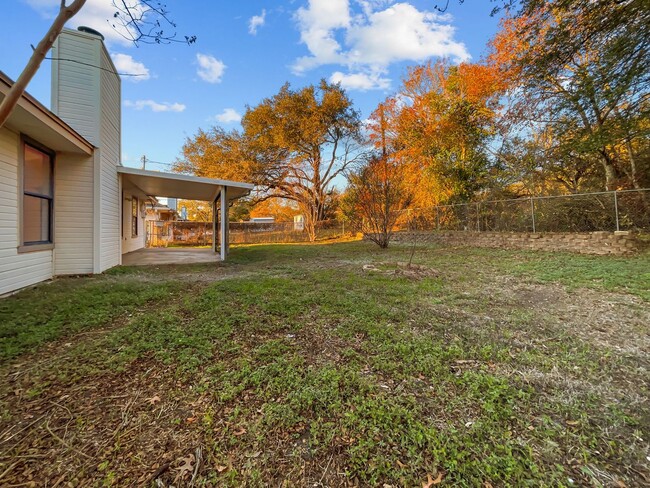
left=54, top=153, right=94, bottom=275
left=121, top=189, right=146, bottom=254
left=52, top=30, right=122, bottom=273
left=51, top=32, right=100, bottom=144
left=98, top=47, right=121, bottom=271
left=0, top=128, right=53, bottom=295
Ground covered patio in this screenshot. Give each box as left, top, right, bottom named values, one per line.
left=122, top=248, right=220, bottom=266
left=117, top=167, right=254, bottom=263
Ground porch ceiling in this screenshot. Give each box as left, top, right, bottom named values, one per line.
left=117, top=166, right=254, bottom=201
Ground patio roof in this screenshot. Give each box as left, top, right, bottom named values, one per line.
left=117, top=166, right=254, bottom=201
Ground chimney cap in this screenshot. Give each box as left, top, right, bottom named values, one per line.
left=77, top=26, right=105, bottom=40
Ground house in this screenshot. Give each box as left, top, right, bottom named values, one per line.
left=146, top=198, right=180, bottom=222
left=0, top=27, right=253, bottom=296
left=145, top=197, right=180, bottom=248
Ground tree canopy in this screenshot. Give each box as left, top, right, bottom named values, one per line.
left=177, top=80, right=362, bottom=240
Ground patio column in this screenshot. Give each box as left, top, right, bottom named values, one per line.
left=212, top=197, right=218, bottom=253
left=220, top=186, right=229, bottom=260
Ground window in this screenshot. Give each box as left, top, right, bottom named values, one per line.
left=22, top=143, right=53, bottom=246
left=132, top=197, right=138, bottom=237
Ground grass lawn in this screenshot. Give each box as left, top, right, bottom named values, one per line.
left=1, top=241, right=648, bottom=486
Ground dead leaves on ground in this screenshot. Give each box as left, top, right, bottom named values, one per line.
left=232, top=426, right=247, bottom=436
left=422, top=471, right=444, bottom=487
left=174, top=453, right=195, bottom=482
left=362, top=262, right=439, bottom=279
left=147, top=394, right=161, bottom=405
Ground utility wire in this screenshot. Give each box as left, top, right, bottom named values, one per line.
left=43, top=53, right=147, bottom=78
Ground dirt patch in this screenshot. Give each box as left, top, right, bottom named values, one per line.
left=0, top=357, right=205, bottom=486
left=363, top=262, right=439, bottom=279
left=490, top=276, right=650, bottom=357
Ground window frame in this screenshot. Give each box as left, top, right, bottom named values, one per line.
left=18, top=136, right=55, bottom=253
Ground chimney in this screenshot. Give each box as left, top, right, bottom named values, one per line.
left=51, top=27, right=121, bottom=160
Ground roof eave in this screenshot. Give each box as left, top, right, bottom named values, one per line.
left=0, top=71, right=94, bottom=155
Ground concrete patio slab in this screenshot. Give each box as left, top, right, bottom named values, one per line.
left=122, top=248, right=221, bottom=266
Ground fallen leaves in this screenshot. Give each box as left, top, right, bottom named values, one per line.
left=147, top=395, right=161, bottom=405
left=174, top=454, right=195, bottom=481
left=233, top=426, right=247, bottom=436
left=422, top=471, right=444, bottom=487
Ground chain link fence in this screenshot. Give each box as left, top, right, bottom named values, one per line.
left=402, top=189, right=650, bottom=233
left=230, top=220, right=346, bottom=244
left=146, top=219, right=347, bottom=247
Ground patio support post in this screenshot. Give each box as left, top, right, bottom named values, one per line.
left=212, top=197, right=218, bottom=253
left=220, top=186, right=229, bottom=260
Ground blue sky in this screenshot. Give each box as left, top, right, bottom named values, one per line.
left=1, top=1, right=501, bottom=171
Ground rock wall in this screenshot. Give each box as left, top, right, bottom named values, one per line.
left=373, top=231, right=644, bottom=255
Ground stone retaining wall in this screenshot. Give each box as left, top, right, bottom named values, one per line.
left=374, top=231, right=644, bottom=255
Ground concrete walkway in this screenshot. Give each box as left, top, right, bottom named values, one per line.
left=122, top=248, right=221, bottom=266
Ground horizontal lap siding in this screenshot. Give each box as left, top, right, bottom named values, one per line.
left=99, top=48, right=121, bottom=271
left=54, top=153, right=94, bottom=274
left=51, top=31, right=100, bottom=275
left=53, top=31, right=122, bottom=273
left=121, top=190, right=146, bottom=254
left=0, top=129, right=53, bottom=295
left=51, top=34, right=99, bottom=143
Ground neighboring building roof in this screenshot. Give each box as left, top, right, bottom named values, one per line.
left=117, top=166, right=254, bottom=201
left=0, top=70, right=94, bottom=155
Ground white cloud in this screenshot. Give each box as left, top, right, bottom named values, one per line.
left=330, top=71, right=390, bottom=91
left=124, top=99, right=186, bottom=112
left=25, top=0, right=146, bottom=46
left=110, top=53, right=150, bottom=81
left=213, top=108, right=242, bottom=124
left=293, top=0, right=350, bottom=73
left=291, top=0, right=470, bottom=90
left=346, top=4, right=469, bottom=66
left=196, top=53, right=226, bottom=83
left=357, top=0, right=394, bottom=16
left=248, top=9, right=266, bottom=35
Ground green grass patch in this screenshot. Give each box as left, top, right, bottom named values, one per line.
left=1, top=240, right=647, bottom=486
left=0, top=277, right=181, bottom=361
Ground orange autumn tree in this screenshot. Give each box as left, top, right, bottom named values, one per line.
left=249, top=198, right=301, bottom=222
left=177, top=81, right=362, bottom=242
left=378, top=59, right=505, bottom=212
left=341, top=102, right=413, bottom=248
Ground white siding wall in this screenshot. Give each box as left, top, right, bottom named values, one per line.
left=0, top=128, right=53, bottom=295
left=98, top=47, right=121, bottom=271
left=54, top=153, right=94, bottom=275
left=51, top=32, right=100, bottom=144
left=121, top=190, right=146, bottom=254
left=52, top=30, right=122, bottom=272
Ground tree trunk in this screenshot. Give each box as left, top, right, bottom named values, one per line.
left=0, top=0, right=87, bottom=129
left=624, top=139, right=649, bottom=211
left=599, top=150, right=619, bottom=191
left=302, top=203, right=318, bottom=242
